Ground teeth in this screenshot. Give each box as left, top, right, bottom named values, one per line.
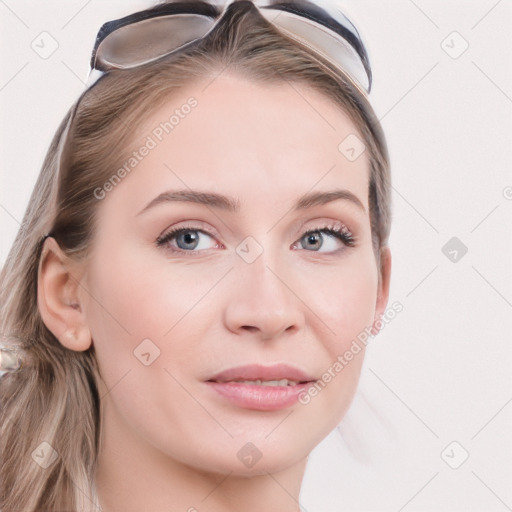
left=232, top=379, right=298, bottom=386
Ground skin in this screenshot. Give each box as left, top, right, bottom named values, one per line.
left=38, top=72, right=391, bottom=512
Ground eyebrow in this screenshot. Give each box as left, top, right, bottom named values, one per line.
left=137, top=188, right=366, bottom=216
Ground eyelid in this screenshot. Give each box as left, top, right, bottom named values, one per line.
left=298, top=216, right=352, bottom=233
left=296, top=218, right=354, bottom=238
left=156, top=220, right=220, bottom=241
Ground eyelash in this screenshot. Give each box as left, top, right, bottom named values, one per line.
left=156, top=223, right=356, bottom=255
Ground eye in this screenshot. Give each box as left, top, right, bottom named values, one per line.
left=156, top=227, right=221, bottom=253
left=294, top=225, right=355, bottom=253
left=155, top=223, right=355, bottom=255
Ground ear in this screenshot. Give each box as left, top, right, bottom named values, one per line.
left=37, top=236, right=92, bottom=351
left=371, top=245, right=392, bottom=336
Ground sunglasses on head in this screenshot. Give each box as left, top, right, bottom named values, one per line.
left=87, top=0, right=372, bottom=94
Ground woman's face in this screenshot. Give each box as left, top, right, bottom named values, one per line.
left=81, top=72, right=390, bottom=475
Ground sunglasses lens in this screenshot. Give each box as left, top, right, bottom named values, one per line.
left=94, top=14, right=215, bottom=71
left=261, top=8, right=369, bottom=91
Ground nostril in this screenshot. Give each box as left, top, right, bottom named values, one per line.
left=241, top=325, right=258, bottom=333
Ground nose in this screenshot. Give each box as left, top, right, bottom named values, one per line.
left=223, top=251, right=305, bottom=341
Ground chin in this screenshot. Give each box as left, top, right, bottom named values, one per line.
left=169, top=437, right=312, bottom=478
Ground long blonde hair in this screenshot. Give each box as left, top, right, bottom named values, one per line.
left=0, top=2, right=391, bottom=510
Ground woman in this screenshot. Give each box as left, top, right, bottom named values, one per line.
left=0, top=1, right=391, bottom=510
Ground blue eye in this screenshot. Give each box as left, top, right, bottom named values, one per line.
left=156, top=224, right=355, bottom=255
left=297, top=227, right=355, bottom=252
left=156, top=228, right=219, bottom=253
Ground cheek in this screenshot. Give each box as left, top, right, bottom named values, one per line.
left=293, top=256, right=378, bottom=428
left=85, top=239, right=208, bottom=332
left=299, top=252, right=379, bottom=354
left=82, top=243, right=224, bottom=381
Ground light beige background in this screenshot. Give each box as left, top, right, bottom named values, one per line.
left=1, top=1, right=511, bottom=510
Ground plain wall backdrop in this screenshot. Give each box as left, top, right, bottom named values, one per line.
left=1, top=1, right=511, bottom=510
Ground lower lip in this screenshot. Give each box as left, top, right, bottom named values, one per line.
left=205, top=381, right=315, bottom=411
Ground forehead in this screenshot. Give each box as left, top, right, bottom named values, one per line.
left=101, top=72, right=370, bottom=218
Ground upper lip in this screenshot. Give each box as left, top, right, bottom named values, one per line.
left=207, top=364, right=317, bottom=383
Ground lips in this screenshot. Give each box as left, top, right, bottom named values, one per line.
left=205, top=364, right=318, bottom=411
left=207, top=363, right=317, bottom=384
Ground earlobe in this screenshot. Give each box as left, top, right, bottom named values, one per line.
left=37, top=237, right=92, bottom=351
left=371, top=245, right=392, bottom=336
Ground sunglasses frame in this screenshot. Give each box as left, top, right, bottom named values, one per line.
left=88, top=0, right=372, bottom=94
